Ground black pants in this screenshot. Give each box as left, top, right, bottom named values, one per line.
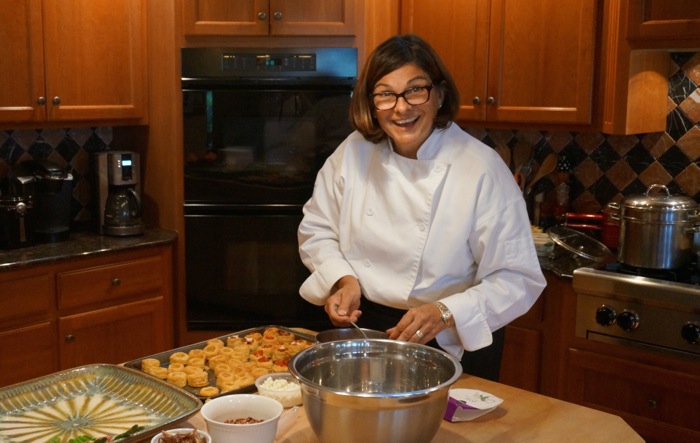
left=357, top=296, right=505, bottom=382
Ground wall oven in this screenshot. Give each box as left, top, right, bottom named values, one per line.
left=182, top=47, right=357, bottom=332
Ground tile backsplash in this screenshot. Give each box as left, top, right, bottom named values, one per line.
left=1, top=53, right=698, bottom=228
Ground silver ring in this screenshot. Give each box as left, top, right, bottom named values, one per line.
left=415, top=329, right=424, bottom=340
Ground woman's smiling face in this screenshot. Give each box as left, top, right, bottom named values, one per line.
left=372, top=63, right=443, bottom=158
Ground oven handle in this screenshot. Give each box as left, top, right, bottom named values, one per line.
left=184, top=203, right=304, bottom=216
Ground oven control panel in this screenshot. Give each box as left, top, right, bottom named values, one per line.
left=222, top=53, right=316, bottom=72
left=576, top=293, right=700, bottom=359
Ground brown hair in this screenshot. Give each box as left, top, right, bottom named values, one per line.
left=350, top=34, right=460, bottom=144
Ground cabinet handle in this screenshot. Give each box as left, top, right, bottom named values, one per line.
left=257, top=11, right=267, bottom=20
left=37, top=96, right=46, bottom=105
left=65, top=334, right=75, bottom=343
left=486, top=96, right=495, bottom=105
left=647, top=399, right=657, bottom=409
left=52, top=96, right=61, bottom=105
left=273, top=11, right=282, bottom=20
left=472, top=97, right=481, bottom=105
left=112, top=278, right=121, bottom=286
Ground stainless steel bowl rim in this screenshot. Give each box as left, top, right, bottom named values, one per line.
left=289, top=339, right=463, bottom=398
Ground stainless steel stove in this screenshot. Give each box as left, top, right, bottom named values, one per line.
left=573, top=265, right=700, bottom=360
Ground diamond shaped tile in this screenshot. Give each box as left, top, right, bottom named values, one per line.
left=683, top=52, right=700, bottom=85
left=605, top=160, right=637, bottom=191
left=642, top=131, right=675, bottom=159
left=575, top=132, right=605, bottom=154
left=679, top=89, right=700, bottom=123
left=639, top=161, right=673, bottom=188
left=674, top=163, right=700, bottom=198
left=676, top=125, right=700, bottom=161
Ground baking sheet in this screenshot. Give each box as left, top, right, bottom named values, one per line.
left=0, top=364, right=201, bottom=443
left=123, top=325, right=316, bottom=401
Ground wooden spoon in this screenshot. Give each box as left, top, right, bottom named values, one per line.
left=525, top=153, right=558, bottom=195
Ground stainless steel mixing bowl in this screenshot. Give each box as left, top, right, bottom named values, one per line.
left=289, top=339, right=462, bottom=443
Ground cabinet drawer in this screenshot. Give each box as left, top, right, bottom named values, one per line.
left=58, top=255, right=165, bottom=309
left=566, top=348, right=700, bottom=438
left=0, top=271, right=53, bottom=328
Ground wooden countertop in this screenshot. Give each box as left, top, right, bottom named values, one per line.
left=165, top=374, right=642, bottom=443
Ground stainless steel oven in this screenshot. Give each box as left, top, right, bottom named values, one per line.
left=182, top=47, right=357, bottom=331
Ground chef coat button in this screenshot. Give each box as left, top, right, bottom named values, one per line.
left=366, top=208, right=374, bottom=216
left=434, top=165, right=443, bottom=173
left=418, top=223, right=426, bottom=231
left=364, top=259, right=372, bottom=268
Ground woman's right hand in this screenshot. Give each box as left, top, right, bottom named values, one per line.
left=326, top=275, right=362, bottom=326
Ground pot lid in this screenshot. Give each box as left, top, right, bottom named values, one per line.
left=623, top=184, right=696, bottom=211
left=547, top=226, right=614, bottom=263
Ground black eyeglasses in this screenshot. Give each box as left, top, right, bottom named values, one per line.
left=370, top=84, right=434, bottom=110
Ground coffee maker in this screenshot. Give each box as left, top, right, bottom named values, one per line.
left=7, top=159, right=73, bottom=243
left=94, top=151, right=144, bottom=236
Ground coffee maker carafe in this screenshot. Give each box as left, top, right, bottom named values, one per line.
left=94, top=151, right=144, bottom=236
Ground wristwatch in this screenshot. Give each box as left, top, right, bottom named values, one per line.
left=434, top=302, right=454, bottom=328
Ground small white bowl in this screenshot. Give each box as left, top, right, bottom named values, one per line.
left=255, top=372, right=303, bottom=408
left=150, top=427, right=211, bottom=443
left=200, top=394, right=284, bottom=443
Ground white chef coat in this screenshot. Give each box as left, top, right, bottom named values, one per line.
left=298, top=123, right=546, bottom=358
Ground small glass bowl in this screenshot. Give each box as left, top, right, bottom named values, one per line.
left=255, top=372, right=303, bottom=408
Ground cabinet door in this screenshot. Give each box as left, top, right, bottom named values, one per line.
left=271, top=0, right=357, bottom=36
left=626, top=0, right=700, bottom=44
left=0, top=322, right=58, bottom=387
left=58, top=298, right=168, bottom=369
left=487, top=0, right=596, bottom=124
left=181, top=0, right=269, bottom=36
left=401, top=0, right=595, bottom=125
left=401, top=0, right=490, bottom=121
left=566, top=348, right=700, bottom=443
left=0, top=0, right=46, bottom=122
left=41, top=0, right=146, bottom=121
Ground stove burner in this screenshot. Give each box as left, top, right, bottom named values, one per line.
left=604, top=262, right=699, bottom=285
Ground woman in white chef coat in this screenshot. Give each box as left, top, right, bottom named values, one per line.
left=298, top=34, right=546, bottom=380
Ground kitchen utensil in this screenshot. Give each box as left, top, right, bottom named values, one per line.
left=200, top=394, right=284, bottom=443
left=289, top=339, right=462, bottom=443
left=525, top=153, right=558, bottom=195
left=512, top=143, right=532, bottom=175
left=316, top=327, right=388, bottom=342
left=333, top=303, right=367, bottom=337
left=617, top=184, right=699, bottom=270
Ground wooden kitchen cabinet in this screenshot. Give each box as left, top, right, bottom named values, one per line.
left=182, top=0, right=357, bottom=37
left=597, top=0, right=699, bottom=135
left=0, top=0, right=146, bottom=126
left=0, top=245, right=173, bottom=388
left=499, top=272, right=570, bottom=397
left=565, top=348, right=700, bottom=443
left=400, top=0, right=596, bottom=125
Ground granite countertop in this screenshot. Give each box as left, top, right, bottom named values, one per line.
left=0, top=228, right=177, bottom=271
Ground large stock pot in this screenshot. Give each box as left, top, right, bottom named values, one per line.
left=617, top=184, right=699, bottom=270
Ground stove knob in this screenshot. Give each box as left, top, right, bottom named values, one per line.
left=681, top=322, right=700, bottom=345
left=617, top=310, right=640, bottom=332
left=595, top=305, right=617, bottom=327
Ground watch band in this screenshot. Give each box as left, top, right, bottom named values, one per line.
left=434, top=301, right=454, bottom=328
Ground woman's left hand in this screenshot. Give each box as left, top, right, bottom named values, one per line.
left=387, top=303, right=445, bottom=344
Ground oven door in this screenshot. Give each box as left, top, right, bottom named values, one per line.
left=184, top=204, right=331, bottom=331
left=183, top=85, right=353, bottom=205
